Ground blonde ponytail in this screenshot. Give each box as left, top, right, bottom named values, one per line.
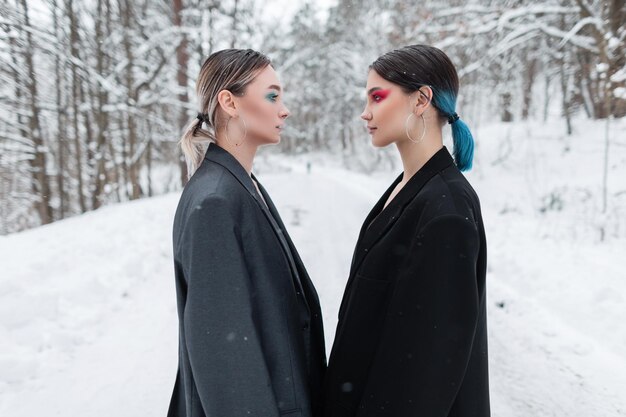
left=179, top=115, right=216, bottom=179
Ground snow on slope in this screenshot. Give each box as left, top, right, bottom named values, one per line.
left=1, top=117, right=626, bottom=416
left=0, top=195, right=181, bottom=416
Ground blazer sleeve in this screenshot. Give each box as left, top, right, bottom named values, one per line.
left=357, top=214, right=481, bottom=417
left=180, top=195, right=280, bottom=417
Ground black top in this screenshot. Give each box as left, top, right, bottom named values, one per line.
left=168, top=142, right=326, bottom=417
left=323, top=146, right=490, bottom=417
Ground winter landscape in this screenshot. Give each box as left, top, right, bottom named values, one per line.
left=2, top=115, right=625, bottom=416
left=2, top=0, right=625, bottom=416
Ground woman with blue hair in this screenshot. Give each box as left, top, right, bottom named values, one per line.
left=323, top=45, right=490, bottom=416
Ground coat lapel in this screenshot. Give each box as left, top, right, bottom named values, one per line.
left=345, top=172, right=402, bottom=269
left=348, top=146, right=455, bottom=281
left=253, top=176, right=313, bottom=309
left=203, top=143, right=309, bottom=312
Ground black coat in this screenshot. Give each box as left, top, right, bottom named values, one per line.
left=323, top=146, right=490, bottom=417
left=168, top=142, right=326, bottom=417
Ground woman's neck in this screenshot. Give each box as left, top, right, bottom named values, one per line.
left=395, top=135, right=444, bottom=182
left=215, top=137, right=258, bottom=176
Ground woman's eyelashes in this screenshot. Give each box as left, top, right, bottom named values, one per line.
left=370, top=89, right=391, bottom=103
left=265, top=92, right=279, bottom=102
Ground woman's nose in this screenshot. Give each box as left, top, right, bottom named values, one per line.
left=280, top=106, right=290, bottom=119
left=361, top=109, right=371, bottom=121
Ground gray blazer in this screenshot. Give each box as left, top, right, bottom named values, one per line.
left=168, top=142, right=326, bottom=417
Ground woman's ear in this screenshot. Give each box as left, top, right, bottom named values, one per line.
left=412, top=86, right=432, bottom=115
left=217, top=89, right=238, bottom=118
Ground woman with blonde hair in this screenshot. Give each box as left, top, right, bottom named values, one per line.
left=168, top=48, right=326, bottom=417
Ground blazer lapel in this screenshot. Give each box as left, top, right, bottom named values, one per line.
left=346, top=172, right=402, bottom=268
left=252, top=174, right=310, bottom=312
left=203, top=143, right=309, bottom=312
left=348, top=146, right=455, bottom=282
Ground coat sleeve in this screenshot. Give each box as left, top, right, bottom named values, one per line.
left=357, top=214, right=481, bottom=417
left=180, top=195, right=280, bottom=417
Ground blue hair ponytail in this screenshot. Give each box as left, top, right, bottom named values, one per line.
left=431, top=88, right=474, bottom=172
left=449, top=118, right=474, bottom=172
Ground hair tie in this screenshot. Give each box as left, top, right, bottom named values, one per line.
left=196, top=112, right=206, bottom=123
left=448, top=113, right=459, bottom=124
left=447, top=113, right=460, bottom=124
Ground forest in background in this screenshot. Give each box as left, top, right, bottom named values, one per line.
left=1, top=0, right=625, bottom=234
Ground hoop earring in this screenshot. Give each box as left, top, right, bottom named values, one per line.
left=225, top=116, right=247, bottom=147
left=405, top=113, right=426, bottom=144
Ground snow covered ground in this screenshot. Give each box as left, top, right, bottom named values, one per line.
left=1, top=117, right=625, bottom=416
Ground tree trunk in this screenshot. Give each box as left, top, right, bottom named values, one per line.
left=501, top=92, right=513, bottom=122
left=521, top=50, right=536, bottom=120
left=92, top=0, right=111, bottom=209
left=67, top=0, right=87, bottom=212
left=20, top=0, right=53, bottom=224
left=230, top=0, right=239, bottom=49
left=52, top=0, right=67, bottom=219
left=174, top=0, right=190, bottom=185
left=119, top=0, right=142, bottom=200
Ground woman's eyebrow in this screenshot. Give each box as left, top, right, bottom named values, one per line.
left=367, top=87, right=382, bottom=95
left=268, top=84, right=282, bottom=91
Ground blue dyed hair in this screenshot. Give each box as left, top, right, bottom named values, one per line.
left=370, top=44, right=475, bottom=171
left=430, top=88, right=474, bottom=171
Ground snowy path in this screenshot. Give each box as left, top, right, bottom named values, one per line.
left=1, top=165, right=625, bottom=416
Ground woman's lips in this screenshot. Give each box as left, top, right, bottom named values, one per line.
left=367, top=126, right=377, bottom=134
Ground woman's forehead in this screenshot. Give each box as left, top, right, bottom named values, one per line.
left=251, top=66, right=280, bottom=88
left=366, top=70, right=394, bottom=90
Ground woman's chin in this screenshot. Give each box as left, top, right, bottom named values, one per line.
left=371, top=136, right=392, bottom=148
left=256, top=134, right=281, bottom=147
left=270, top=132, right=282, bottom=144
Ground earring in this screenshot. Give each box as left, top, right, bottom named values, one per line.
left=225, top=116, right=247, bottom=147
left=405, top=113, right=426, bottom=144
